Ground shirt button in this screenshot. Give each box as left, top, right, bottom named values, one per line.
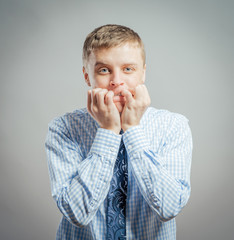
left=110, top=147, right=115, bottom=152
left=128, top=145, right=133, bottom=150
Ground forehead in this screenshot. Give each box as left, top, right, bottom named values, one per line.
left=89, top=43, right=144, bottom=66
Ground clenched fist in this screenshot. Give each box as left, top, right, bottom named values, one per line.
left=120, top=84, right=151, bottom=132
left=87, top=88, right=121, bottom=134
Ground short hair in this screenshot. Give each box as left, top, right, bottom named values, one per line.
left=82, top=24, right=145, bottom=67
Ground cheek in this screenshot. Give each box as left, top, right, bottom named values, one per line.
left=126, top=73, right=144, bottom=87
left=92, top=76, right=110, bottom=88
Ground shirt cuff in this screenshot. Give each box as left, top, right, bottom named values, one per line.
left=89, top=128, right=122, bottom=157
left=122, top=125, right=149, bottom=156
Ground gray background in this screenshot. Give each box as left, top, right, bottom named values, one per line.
left=0, top=0, right=233, bottom=239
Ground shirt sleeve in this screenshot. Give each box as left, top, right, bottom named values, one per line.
left=122, top=115, right=193, bottom=222
left=45, top=117, right=121, bottom=227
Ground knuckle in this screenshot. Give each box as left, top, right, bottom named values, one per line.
left=91, top=105, right=98, bottom=112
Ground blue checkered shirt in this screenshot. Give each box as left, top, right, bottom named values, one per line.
left=45, top=107, right=192, bottom=240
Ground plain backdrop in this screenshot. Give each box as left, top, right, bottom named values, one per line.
left=0, top=0, right=233, bottom=239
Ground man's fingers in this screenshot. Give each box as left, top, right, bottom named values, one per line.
left=113, top=95, right=125, bottom=103
left=89, top=88, right=114, bottom=114
left=87, top=88, right=121, bottom=133
left=135, top=84, right=144, bottom=97
left=95, top=89, right=108, bottom=108
left=91, top=88, right=101, bottom=105
left=121, top=89, right=133, bottom=104
left=135, top=84, right=151, bottom=105
left=105, top=90, right=114, bottom=105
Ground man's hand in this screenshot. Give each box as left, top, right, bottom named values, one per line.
left=87, top=88, right=121, bottom=134
left=121, top=84, right=151, bottom=132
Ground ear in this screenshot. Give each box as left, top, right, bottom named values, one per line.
left=83, top=66, right=91, bottom=87
left=142, top=64, right=146, bottom=83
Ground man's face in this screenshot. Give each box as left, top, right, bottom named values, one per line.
left=83, top=43, right=146, bottom=113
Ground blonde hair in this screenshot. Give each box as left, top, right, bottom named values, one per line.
left=82, top=24, right=145, bottom=66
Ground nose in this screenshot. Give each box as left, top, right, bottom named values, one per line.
left=109, top=71, right=124, bottom=87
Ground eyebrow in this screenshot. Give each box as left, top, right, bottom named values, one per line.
left=95, top=62, right=108, bottom=67
left=95, top=62, right=138, bottom=67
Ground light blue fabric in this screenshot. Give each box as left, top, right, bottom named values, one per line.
left=45, top=107, right=193, bottom=240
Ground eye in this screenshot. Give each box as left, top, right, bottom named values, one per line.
left=98, top=68, right=110, bottom=74
left=123, top=67, right=134, bottom=73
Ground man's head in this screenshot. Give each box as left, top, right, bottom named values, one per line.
left=82, top=24, right=145, bottom=68
left=83, top=24, right=146, bottom=112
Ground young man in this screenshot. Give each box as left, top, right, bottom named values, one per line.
left=45, top=24, right=192, bottom=240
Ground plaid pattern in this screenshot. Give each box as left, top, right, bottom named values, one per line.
left=45, top=107, right=192, bottom=239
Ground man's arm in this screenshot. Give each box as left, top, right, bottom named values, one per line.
left=45, top=117, right=121, bottom=227
left=123, top=113, right=192, bottom=222
left=45, top=88, right=124, bottom=227
left=121, top=85, right=192, bottom=221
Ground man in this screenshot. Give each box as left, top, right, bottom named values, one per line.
left=45, top=24, right=192, bottom=240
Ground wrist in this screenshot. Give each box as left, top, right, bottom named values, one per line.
left=122, top=123, right=139, bottom=132
left=102, top=126, right=121, bottom=135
